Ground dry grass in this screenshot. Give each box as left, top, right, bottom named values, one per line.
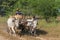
left=37, top=19, right=60, bottom=38
left=0, top=17, right=7, bottom=23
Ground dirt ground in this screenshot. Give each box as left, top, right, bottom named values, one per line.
left=0, top=22, right=60, bottom=40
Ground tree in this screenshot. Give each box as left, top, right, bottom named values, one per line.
left=0, top=0, right=59, bottom=19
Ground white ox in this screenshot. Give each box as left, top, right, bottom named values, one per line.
left=7, top=16, right=16, bottom=34
left=7, top=16, right=19, bottom=35
left=26, top=17, right=38, bottom=35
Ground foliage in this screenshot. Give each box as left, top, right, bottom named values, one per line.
left=0, top=0, right=60, bottom=21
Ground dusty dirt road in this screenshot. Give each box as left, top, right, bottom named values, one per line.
left=0, top=36, right=8, bottom=40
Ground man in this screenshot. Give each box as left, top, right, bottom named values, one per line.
left=15, top=8, right=23, bottom=20
left=16, top=8, right=23, bottom=15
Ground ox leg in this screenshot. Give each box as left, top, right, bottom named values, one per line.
left=29, top=26, right=32, bottom=34
left=8, top=27, right=13, bottom=35
left=11, top=27, right=17, bottom=36
left=33, top=29, right=36, bottom=35
left=31, top=27, right=36, bottom=36
left=11, top=26, right=16, bottom=34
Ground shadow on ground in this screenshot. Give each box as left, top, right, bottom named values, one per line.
left=17, top=29, right=48, bottom=36
left=36, top=29, right=48, bottom=36
left=15, top=24, right=48, bottom=36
